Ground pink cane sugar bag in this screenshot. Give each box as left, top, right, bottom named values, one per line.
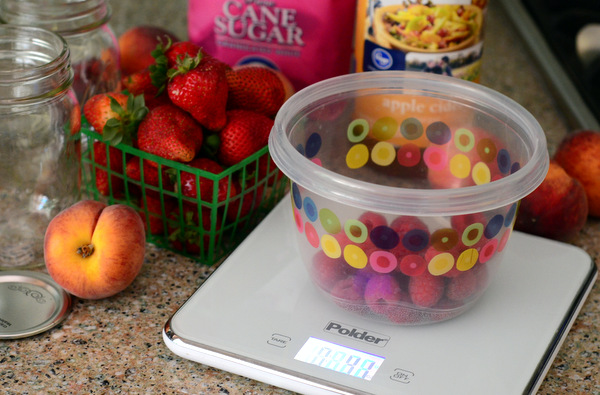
left=188, top=0, right=357, bottom=90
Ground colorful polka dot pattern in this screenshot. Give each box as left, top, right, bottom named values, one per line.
left=291, top=116, right=521, bottom=277
left=291, top=182, right=517, bottom=276
left=343, top=117, right=521, bottom=185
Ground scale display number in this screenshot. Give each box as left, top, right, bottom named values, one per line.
left=294, top=337, right=385, bottom=381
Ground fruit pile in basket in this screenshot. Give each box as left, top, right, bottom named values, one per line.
left=79, top=27, right=291, bottom=265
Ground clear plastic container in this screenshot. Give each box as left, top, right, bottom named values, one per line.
left=0, top=25, right=80, bottom=270
left=0, top=0, right=120, bottom=105
left=269, top=71, right=549, bottom=325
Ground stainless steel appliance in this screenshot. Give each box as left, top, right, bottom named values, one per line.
left=499, top=0, right=600, bottom=130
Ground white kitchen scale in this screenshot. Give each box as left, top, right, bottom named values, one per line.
left=163, top=198, right=597, bottom=395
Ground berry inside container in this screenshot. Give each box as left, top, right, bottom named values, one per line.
left=269, top=71, right=549, bottom=325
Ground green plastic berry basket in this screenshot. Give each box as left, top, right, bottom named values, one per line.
left=78, top=120, right=288, bottom=266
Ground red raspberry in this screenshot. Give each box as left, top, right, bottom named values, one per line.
left=390, top=216, right=430, bottom=257
left=311, top=250, right=352, bottom=290
left=364, top=274, right=406, bottom=315
left=398, top=254, right=427, bottom=277
left=331, top=276, right=366, bottom=302
left=408, top=273, right=444, bottom=308
left=451, top=212, right=485, bottom=230
left=356, top=262, right=380, bottom=281
left=358, top=211, right=387, bottom=232
left=450, top=212, right=487, bottom=249
left=391, top=215, right=428, bottom=236
left=423, top=246, right=461, bottom=278
left=330, top=276, right=368, bottom=315
left=446, top=270, right=478, bottom=302
left=473, top=262, right=490, bottom=290
left=333, top=231, right=351, bottom=248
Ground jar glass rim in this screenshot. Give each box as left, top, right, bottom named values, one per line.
left=0, top=25, right=73, bottom=102
left=0, top=0, right=111, bottom=34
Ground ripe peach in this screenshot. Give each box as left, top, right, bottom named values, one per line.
left=44, top=200, right=146, bottom=299
left=554, top=130, right=600, bottom=217
left=514, top=160, right=588, bottom=241
left=118, top=25, right=179, bottom=76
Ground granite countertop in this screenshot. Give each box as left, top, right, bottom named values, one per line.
left=2, top=1, right=599, bottom=394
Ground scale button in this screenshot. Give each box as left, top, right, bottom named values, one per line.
left=390, top=368, right=415, bottom=384
left=267, top=333, right=291, bottom=348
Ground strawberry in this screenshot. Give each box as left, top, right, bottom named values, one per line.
left=83, top=92, right=128, bottom=132
left=178, top=157, right=236, bottom=202
left=168, top=202, right=221, bottom=255
left=150, top=39, right=203, bottom=93
left=139, top=193, right=176, bottom=235
left=125, top=157, right=174, bottom=198
left=92, top=141, right=124, bottom=196
left=126, top=158, right=160, bottom=187
left=226, top=66, right=286, bottom=118
left=217, top=109, right=274, bottom=166
left=164, top=41, right=230, bottom=74
left=166, top=52, right=229, bottom=131
left=121, top=68, right=171, bottom=110
left=247, top=154, right=284, bottom=188
left=255, top=154, right=281, bottom=179
left=165, top=41, right=204, bottom=68
left=83, top=92, right=148, bottom=145
left=225, top=182, right=264, bottom=223
left=136, top=104, right=203, bottom=163
left=69, top=92, right=82, bottom=135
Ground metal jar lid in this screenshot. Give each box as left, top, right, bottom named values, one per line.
left=0, top=270, right=72, bottom=339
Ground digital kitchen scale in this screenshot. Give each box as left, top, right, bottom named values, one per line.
left=163, top=199, right=597, bottom=395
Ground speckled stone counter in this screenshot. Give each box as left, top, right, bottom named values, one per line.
left=2, top=1, right=599, bottom=394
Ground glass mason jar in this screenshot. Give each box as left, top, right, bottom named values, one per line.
left=0, top=0, right=120, bottom=105
left=0, top=25, right=80, bottom=270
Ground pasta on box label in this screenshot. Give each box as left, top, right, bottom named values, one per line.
left=354, top=0, right=488, bottom=82
left=188, top=0, right=357, bottom=90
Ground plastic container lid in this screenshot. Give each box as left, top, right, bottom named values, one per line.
left=269, top=71, right=549, bottom=216
left=0, top=270, right=72, bottom=339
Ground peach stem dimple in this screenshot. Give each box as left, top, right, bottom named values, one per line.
left=77, top=244, right=95, bottom=258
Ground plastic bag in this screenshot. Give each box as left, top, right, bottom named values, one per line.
left=188, top=0, right=357, bottom=90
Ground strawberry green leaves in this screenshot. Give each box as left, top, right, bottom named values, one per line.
left=102, top=94, right=148, bottom=146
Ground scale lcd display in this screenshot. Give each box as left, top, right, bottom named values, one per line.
left=294, top=337, right=385, bottom=381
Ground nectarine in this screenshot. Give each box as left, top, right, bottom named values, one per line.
left=118, top=25, right=179, bottom=76
left=44, top=200, right=146, bottom=299
left=514, top=160, right=588, bottom=241
left=554, top=130, right=600, bottom=217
